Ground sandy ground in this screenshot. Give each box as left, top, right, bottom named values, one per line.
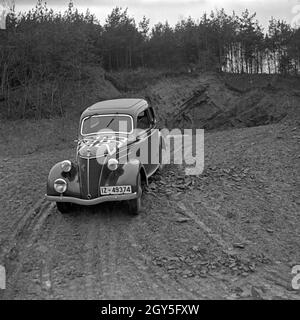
left=0, top=121, right=299, bottom=300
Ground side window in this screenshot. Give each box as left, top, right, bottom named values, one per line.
left=137, top=110, right=151, bottom=130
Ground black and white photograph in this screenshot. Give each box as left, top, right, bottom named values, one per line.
left=0, top=0, right=299, bottom=304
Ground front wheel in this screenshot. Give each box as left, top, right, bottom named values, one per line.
left=56, top=202, right=72, bottom=214
left=158, top=137, right=165, bottom=171
left=128, top=196, right=141, bottom=215
left=128, top=174, right=142, bottom=215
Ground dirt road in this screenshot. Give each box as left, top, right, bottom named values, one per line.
left=0, top=122, right=299, bottom=299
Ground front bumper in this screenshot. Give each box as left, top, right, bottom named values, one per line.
left=45, top=191, right=140, bottom=206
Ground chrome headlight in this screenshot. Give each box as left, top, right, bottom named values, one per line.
left=61, top=160, right=72, bottom=173
left=54, top=178, right=67, bottom=193
left=107, top=158, right=118, bottom=171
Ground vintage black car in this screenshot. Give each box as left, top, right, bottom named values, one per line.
left=46, top=99, right=165, bottom=214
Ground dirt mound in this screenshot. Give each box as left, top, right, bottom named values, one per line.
left=143, top=75, right=203, bottom=127
left=145, top=73, right=300, bottom=130
left=0, top=66, right=120, bottom=120
left=104, top=68, right=192, bottom=93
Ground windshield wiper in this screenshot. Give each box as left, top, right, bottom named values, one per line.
left=104, top=115, right=117, bottom=130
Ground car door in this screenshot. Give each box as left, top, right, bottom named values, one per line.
left=135, top=108, right=159, bottom=176
left=147, top=106, right=160, bottom=173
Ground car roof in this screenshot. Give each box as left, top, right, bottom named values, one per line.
left=80, top=98, right=148, bottom=120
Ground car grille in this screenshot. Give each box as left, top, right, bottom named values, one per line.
left=78, top=156, right=105, bottom=199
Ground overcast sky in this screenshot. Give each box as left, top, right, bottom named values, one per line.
left=12, top=0, right=300, bottom=31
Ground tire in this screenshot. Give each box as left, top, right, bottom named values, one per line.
left=56, top=202, right=72, bottom=214
left=128, top=173, right=142, bottom=215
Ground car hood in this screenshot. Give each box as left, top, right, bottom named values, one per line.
left=77, top=134, right=130, bottom=158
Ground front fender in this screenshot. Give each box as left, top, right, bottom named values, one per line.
left=99, top=159, right=147, bottom=194
left=47, top=161, right=81, bottom=197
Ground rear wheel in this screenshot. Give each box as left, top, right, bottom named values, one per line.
left=56, top=202, right=72, bottom=214
left=128, top=173, right=142, bottom=215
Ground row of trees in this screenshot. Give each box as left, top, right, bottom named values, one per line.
left=103, top=8, right=300, bottom=74
left=3, top=1, right=299, bottom=73
left=0, top=1, right=102, bottom=118
left=0, top=1, right=299, bottom=119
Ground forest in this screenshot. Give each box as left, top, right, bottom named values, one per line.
left=0, top=0, right=299, bottom=119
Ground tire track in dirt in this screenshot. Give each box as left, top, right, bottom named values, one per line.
left=0, top=198, right=45, bottom=262
left=83, top=201, right=200, bottom=299
left=38, top=206, right=90, bottom=299
left=2, top=199, right=53, bottom=298
left=3, top=166, right=296, bottom=299
left=188, top=201, right=251, bottom=250
left=119, top=193, right=210, bottom=299
left=59, top=214, right=86, bottom=300
left=58, top=206, right=103, bottom=300
left=171, top=141, right=241, bottom=251
left=125, top=230, right=199, bottom=299
left=109, top=209, right=162, bottom=298
left=103, top=209, right=121, bottom=299
left=82, top=213, right=99, bottom=300
left=93, top=205, right=120, bottom=299
left=49, top=208, right=105, bottom=299
left=179, top=202, right=230, bottom=250
left=95, top=204, right=161, bottom=299
left=9, top=204, right=88, bottom=299
left=167, top=184, right=299, bottom=298
left=39, top=213, right=62, bottom=297
left=122, top=215, right=175, bottom=299
left=176, top=193, right=299, bottom=298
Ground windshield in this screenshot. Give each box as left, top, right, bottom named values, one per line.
left=81, top=114, right=133, bottom=136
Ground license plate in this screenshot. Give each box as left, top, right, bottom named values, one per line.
left=100, top=185, right=132, bottom=195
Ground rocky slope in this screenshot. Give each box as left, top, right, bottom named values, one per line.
left=143, top=72, right=300, bottom=130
